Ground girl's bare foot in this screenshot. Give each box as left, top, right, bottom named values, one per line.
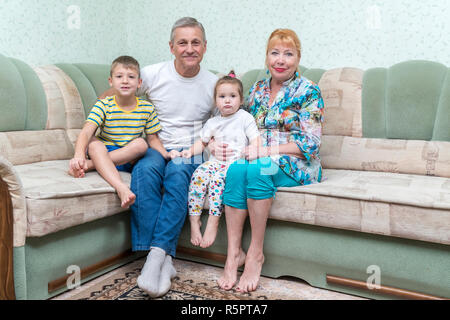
left=117, top=185, right=136, bottom=209
left=189, top=215, right=202, bottom=246
left=200, top=215, right=220, bottom=248
left=217, top=249, right=246, bottom=290
left=236, top=252, right=265, bottom=293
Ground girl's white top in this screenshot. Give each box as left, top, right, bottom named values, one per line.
left=200, top=109, right=260, bottom=163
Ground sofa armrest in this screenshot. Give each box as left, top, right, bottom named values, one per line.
left=0, top=157, right=17, bottom=299
left=0, top=155, right=27, bottom=247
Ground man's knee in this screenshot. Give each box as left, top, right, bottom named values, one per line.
left=133, top=148, right=166, bottom=174
left=165, top=161, right=196, bottom=182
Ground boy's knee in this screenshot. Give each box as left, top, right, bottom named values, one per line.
left=132, top=138, right=149, bottom=156
left=87, top=139, right=106, bottom=154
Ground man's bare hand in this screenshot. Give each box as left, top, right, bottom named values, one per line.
left=168, top=150, right=182, bottom=159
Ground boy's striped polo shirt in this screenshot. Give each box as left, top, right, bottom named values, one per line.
left=86, top=96, right=161, bottom=147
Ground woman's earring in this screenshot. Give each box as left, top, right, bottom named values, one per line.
left=266, top=69, right=270, bottom=75
left=295, top=71, right=299, bottom=77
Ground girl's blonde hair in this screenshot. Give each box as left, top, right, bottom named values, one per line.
left=213, top=71, right=244, bottom=103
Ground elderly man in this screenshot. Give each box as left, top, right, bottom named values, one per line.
left=101, top=17, right=218, bottom=297
left=133, top=17, right=220, bottom=297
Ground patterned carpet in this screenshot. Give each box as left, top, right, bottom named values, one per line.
left=52, top=257, right=364, bottom=300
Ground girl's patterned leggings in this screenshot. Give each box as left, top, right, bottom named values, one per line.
left=188, top=160, right=229, bottom=217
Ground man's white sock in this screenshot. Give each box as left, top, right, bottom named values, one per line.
left=136, top=247, right=166, bottom=297
left=157, top=255, right=177, bottom=297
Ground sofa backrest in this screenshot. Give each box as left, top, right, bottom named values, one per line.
left=239, top=62, right=450, bottom=178
left=362, top=60, right=450, bottom=141
left=0, top=54, right=75, bottom=165
left=319, top=61, right=450, bottom=178
left=2, top=54, right=450, bottom=177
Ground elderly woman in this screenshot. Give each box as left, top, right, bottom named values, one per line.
left=217, top=29, right=324, bottom=293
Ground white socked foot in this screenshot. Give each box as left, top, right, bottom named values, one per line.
left=157, top=255, right=177, bottom=297
left=136, top=247, right=166, bottom=298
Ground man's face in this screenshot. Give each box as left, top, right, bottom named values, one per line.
left=170, top=26, right=206, bottom=73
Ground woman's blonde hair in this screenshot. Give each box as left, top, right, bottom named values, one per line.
left=266, top=28, right=301, bottom=59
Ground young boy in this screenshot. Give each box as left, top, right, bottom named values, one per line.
left=68, top=55, right=168, bottom=208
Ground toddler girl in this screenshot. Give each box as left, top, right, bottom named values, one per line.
left=171, top=71, right=261, bottom=248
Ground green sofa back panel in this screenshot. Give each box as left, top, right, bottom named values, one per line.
left=432, top=71, right=450, bottom=141
left=73, top=63, right=111, bottom=98
left=361, top=68, right=387, bottom=139
left=241, top=69, right=266, bottom=101
left=55, top=63, right=102, bottom=118
left=0, top=54, right=27, bottom=131
left=363, top=60, right=450, bottom=141
left=302, top=68, right=326, bottom=84
left=10, top=59, right=48, bottom=130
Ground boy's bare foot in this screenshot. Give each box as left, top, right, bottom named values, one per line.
left=217, top=248, right=246, bottom=290
left=189, top=215, right=202, bottom=246
left=117, top=186, right=136, bottom=209
left=68, top=167, right=84, bottom=178
left=200, top=215, right=220, bottom=248
left=236, top=252, right=265, bottom=293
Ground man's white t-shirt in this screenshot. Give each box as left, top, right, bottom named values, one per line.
left=138, top=61, right=218, bottom=150
left=200, top=109, right=260, bottom=163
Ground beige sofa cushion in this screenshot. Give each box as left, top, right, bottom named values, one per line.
left=319, top=67, right=364, bottom=137
left=33, top=65, right=85, bottom=130
left=272, top=169, right=450, bottom=245
left=14, top=160, right=129, bottom=238
left=0, top=130, right=74, bottom=166
left=321, top=136, right=450, bottom=178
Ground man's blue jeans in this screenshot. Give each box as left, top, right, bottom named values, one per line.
left=130, top=148, right=202, bottom=257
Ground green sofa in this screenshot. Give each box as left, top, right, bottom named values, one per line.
left=0, top=54, right=449, bottom=300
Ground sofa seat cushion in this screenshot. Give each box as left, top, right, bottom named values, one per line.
left=14, top=160, right=130, bottom=237
left=272, top=169, right=450, bottom=245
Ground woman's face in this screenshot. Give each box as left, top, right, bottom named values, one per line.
left=266, top=41, right=300, bottom=84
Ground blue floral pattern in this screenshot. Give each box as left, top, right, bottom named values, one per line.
left=246, top=74, right=324, bottom=185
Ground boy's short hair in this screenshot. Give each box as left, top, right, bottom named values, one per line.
left=110, top=56, right=140, bottom=77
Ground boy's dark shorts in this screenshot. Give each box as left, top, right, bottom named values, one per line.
left=105, top=145, right=134, bottom=173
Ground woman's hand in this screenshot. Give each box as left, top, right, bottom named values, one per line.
left=242, top=145, right=271, bottom=161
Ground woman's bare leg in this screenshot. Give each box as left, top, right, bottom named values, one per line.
left=236, top=198, right=272, bottom=293
left=217, top=206, right=247, bottom=290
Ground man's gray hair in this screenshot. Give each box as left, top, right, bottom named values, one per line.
left=170, top=17, right=206, bottom=43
